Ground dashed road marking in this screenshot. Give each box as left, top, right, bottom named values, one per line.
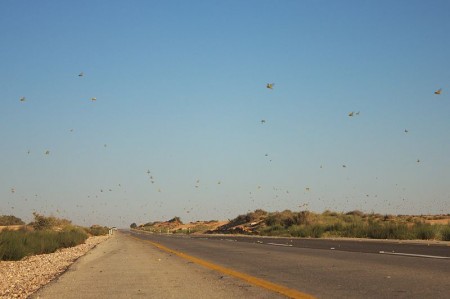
left=379, top=251, right=449, bottom=259
left=267, top=242, right=293, bottom=247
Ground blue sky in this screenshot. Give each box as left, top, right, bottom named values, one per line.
left=1, top=1, right=449, bottom=227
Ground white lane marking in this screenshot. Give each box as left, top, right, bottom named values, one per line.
left=266, top=242, right=293, bottom=247
left=379, top=251, right=450, bottom=259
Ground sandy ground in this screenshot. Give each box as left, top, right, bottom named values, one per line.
left=425, top=219, right=450, bottom=225
left=0, top=225, right=26, bottom=231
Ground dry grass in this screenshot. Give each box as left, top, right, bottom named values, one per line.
left=425, top=219, right=450, bottom=225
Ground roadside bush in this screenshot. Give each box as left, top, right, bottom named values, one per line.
left=340, top=222, right=368, bottom=238
left=26, top=231, right=60, bottom=254
left=289, top=224, right=325, bottom=238
left=440, top=225, right=450, bottom=241
left=413, top=223, right=438, bottom=240
left=86, top=225, right=109, bottom=236
left=265, top=210, right=311, bottom=228
left=309, top=224, right=325, bottom=238
left=264, top=214, right=281, bottom=227
left=0, top=228, right=88, bottom=261
left=323, top=210, right=340, bottom=217
left=59, top=227, right=88, bottom=247
left=367, top=222, right=411, bottom=240
left=294, top=211, right=312, bottom=226
left=0, top=215, right=25, bottom=226
left=0, top=230, right=27, bottom=260
left=245, top=209, right=268, bottom=222
left=31, top=213, right=55, bottom=230
left=260, top=224, right=287, bottom=236
left=30, top=213, right=72, bottom=231
left=323, top=221, right=344, bottom=235
left=168, top=217, right=183, bottom=224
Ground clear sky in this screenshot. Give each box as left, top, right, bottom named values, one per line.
left=1, top=1, right=449, bottom=227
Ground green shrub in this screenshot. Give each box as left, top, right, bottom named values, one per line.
left=440, top=225, right=450, bottom=241
left=58, top=227, right=88, bottom=247
left=30, top=213, right=72, bottom=231
left=413, top=223, right=438, bottom=240
left=27, top=231, right=59, bottom=254
left=0, top=230, right=28, bottom=260
left=264, top=210, right=311, bottom=228
left=86, top=225, right=109, bottom=236
left=0, top=228, right=88, bottom=261
left=367, top=222, right=411, bottom=240
left=340, top=222, right=368, bottom=238
left=310, top=224, right=325, bottom=238
left=260, top=224, right=287, bottom=236
left=324, top=223, right=338, bottom=236
left=287, top=224, right=325, bottom=238
left=31, top=213, right=55, bottom=230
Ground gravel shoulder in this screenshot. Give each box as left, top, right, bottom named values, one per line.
left=0, top=235, right=109, bottom=299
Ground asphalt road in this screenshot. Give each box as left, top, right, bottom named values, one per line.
left=128, top=230, right=450, bottom=299
left=33, top=233, right=284, bottom=299
left=189, top=233, right=450, bottom=257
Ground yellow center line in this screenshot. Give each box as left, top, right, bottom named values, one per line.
left=130, top=235, right=315, bottom=299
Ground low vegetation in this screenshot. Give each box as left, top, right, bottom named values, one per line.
left=0, top=227, right=88, bottom=261
left=228, top=209, right=450, bottom=241
left=84, top=225, right=110, bottom=236
left=30, top=212, right=72, bottom=231
left=133, top=210, right=450, bottom=241
left=0, top=215, right=25, bottom=226
left=0, top=214, right=110, bottom=261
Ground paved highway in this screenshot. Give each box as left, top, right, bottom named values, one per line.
left=33, top=233, right=284, bottom=299
left=128, top=230, right=450, bottom=298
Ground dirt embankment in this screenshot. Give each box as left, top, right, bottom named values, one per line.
left=0, top=225, right=27, bottom=232
left=139, top=219, right=228, bottom=233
